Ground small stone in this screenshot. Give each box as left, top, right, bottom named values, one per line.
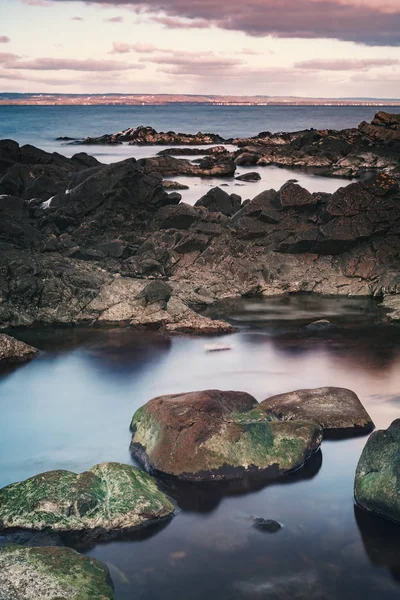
left=251, top=517, right=282, bottom=533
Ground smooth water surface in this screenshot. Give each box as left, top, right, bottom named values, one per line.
left=1, top=296, right=400, bottom=599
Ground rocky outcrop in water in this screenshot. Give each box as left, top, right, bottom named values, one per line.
left=137, top=154, right=236, bottom=177
left=130, top=389, right=322, bottom=481
left=78, top=126, right=228, bottom=146
left=233, top=111, right=400, bottom=178
left=0, top=124, right=399, bottom=331
left=0, top=544, right=115, bottom=600
left=260, top=387, right=374, bottom=434
left=0, top=334, right=39, bottom=364
left=0, top=462, right=174, bottom=540
left=354, top=419, right=400, bottom=524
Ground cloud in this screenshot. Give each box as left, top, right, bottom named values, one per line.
left=110, top=42, right=172, bottom=54
left=295, top=58, right=400, bottom=70
left=49, top=0, right=400, bottom=46
left=110, top=42, right=132, bottom=54
left=104, top=16, right=124, bottom=23
left=0, top=36, right=10, bottom=44
left=150, top=16, right=209, bottom=29
left=71, top=16, right=84, bottom=21
left=0, top=56, right=144, bottom=71
left=144, top=51, right=243, bottom=75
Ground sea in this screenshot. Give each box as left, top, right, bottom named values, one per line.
left=0, top=105, right=400, bottom=600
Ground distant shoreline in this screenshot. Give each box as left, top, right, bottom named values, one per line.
left=0, top=94, right=399, bottom=108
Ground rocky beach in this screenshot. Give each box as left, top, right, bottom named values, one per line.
left=0, top=108, right=400, bottom=599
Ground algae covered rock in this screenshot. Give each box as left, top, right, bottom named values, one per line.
left=0, top=462, right=174, bottom=538
left=130, top=390, right=322, bottom=481
left=260, top=387, right=374, bottom=433
left=0, top=544, right=114, bottom=600
left=354, top=419, right=400, bottom=524
left=0, top=333, right=39, bottom=364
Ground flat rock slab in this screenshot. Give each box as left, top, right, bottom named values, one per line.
left=130, top=389, right=322, bottom=481
left=260, top=387, right=374, bottom=433
left=0, top=462, right=174, bottom=538
left=0, top=544, right=114, bottom=600
left=0, top=334, right=39, bottom=364
left=355, top=419, right=400, bottom=524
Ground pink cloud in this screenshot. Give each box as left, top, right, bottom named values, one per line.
left=0, top=36, right=10, bottom=44
left=295, top=58, right=400, bottom=70
left=1, top=56, right=144, bottom=71
left=104, top=16, right=124, bottom=23
left=49, top=0, right=400, bottom=46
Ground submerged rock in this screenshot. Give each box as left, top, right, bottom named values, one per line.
left=0, top=334, right=39, bottom=364
left=130, top=389, right=322, bottom=481
left=354, top=419, right=400, bottom=524
left=251, top=517, right=282, bottom=533
left=0, top=544, right=115, bottom=600
left=260, top=387, right=374, bottom=433
left=235, top=172, right=261, bottom=182
left=0, top=462, right=174, bottom=538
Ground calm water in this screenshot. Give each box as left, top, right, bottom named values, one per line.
left=1, top=296, right=400, bottom=599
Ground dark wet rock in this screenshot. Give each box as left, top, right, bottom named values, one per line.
left=0, top=333, right=39, bottom=364
left=138, top=155, right=236, bottom=178
left=158, top=145, right=228, bottom=156
left=233, top=111, right=400, bottom=177
left=251, top=517, right=282, bottom=533
left=195, top=187, right=241, bottom=216
left=260, top=387, right=374, bottom=433
left=279, top=182, right=317, bottom=208
left=79, top=126, right=227, bottom=146
left=152, top=203, right=199, bottom=230
left=0, top=544, right=115, bottom=600
left=305, top=319, right=338, bottom=331
left=0, top=462, right=174, bottom=538
left=235, top=172, right=261, bottom=182
left=130, top=389, right=322, bottom=481
left=355, top=419, right=400, bottom=524
left=162, top=180, right=189, bottom=190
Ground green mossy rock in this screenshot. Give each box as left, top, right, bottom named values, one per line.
left=0, top=544, right=115, bottom=600
left=354, top=419, right=400, bottom=524
left=130, top=390, right=322, bottom=481
left=0, top=462, right=174, bottom=537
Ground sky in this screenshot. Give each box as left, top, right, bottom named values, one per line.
left=0, top=0, right=400, bottom=97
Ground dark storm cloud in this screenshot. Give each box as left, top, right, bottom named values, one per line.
left=48, top=0, right=400, bottom=46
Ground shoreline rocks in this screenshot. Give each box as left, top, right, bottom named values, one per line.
left=130, top=389, right=322, bottom=481
left=0, top=334, right=39, bottom=364
left=0, top=544, right=115, bottom=600
left=77, top=126, right=229, bottom=146
left=0, top=462, right=174, bottom=540
left=260, top=387, right=374, bottom=434
left=354, top=419, right=400, bottom=524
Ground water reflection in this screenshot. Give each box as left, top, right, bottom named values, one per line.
left=0, top=296, right=400, bottom=599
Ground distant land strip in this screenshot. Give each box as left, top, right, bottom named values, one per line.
left=1, top=93, right=400, bottom=107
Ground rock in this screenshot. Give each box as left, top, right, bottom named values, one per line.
left=80, top=126, right=227, bottom=146
left=158, top=146, right=228, bottom=156
left=195, top=187, right=241, bottom=216
left=279, top=182, right=317, bottom=208
left=0, top=544, right=115, bottom=600
left=152, top=203, right=199, bottom=230
left=0, top=334, right=39, bottom=364
left=260, top=387, right=374, bottom=433
left=130, top=389, right=322, bottom=481
left=162, top=180, right=189, bottom=190
left=354, top=419, right=400, bottom=524
left=251, top=517, right=282, bottom=533
left=235, top=172, right=261, bottom=182
left=137, top=281, right=173, bottom=307
left=0, top=462, right=174, bottom=538
left=138, top=155, right=236, bottom=178
left=305, top=319, right=338, bottom=331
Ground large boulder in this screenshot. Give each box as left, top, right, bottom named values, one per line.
left=260, top=387, right=374, bottom=433
left=0, top=544, right=115, bottom=600
left=354, top=419, right=400, bottom=524
left=0, top=462, right=174, bottom=538
left=0, top=334, right=39, bottom=364
left=130, top=389, right=322, bottom=481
